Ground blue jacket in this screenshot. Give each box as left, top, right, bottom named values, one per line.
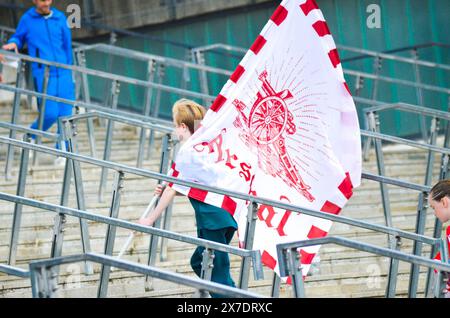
left=8, top=7, right=73, bottom=77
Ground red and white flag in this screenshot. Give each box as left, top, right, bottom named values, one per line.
left=170, top=0, right=361, bottom=277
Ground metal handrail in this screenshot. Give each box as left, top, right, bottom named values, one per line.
left=276, top=236, right=450, bottom=298
left=360, top=130, right=450, bottom=154
left=73, top=43, right=233, bottom=77
left=0, top=136, right=439, bottom=246
left=28, top=253, right=263, bottom=298
left=0, top=192, right=260, bottom=262
left=0, top=49, right=215, bottom=102
left=338, top=44, right=450, bottom=71
left=0, top=83, right=173, bottom=128
left=340, top=42, right=450, bottom=63
left=365, top=102, right=450, bottom=120
left=343, top=69, right=449, bottom=95
left=193, top=42, right=450, bottom=72
left=63, top=110, right=173, bottom=134
left=0, top=264, right=30, bottom=278
left=0, top=122, right=59, bottom=140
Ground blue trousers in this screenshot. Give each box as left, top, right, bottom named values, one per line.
left=30, top=71, right=74, bottom=149
left=190, top=227, right=236, bottom=298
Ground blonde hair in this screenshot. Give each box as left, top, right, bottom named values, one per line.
left=172, top=99, right=206, bottom=134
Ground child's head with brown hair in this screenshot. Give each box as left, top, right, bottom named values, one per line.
left=172, top=98, right=206, bottom=142
left=429, top=179, right=450, bottom=223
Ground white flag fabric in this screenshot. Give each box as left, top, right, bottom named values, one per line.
left=170, top=0, right=361, bottom=278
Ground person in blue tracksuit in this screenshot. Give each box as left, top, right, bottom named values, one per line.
left=2, top=0, right=74, bottom=149
left=138, top=99, right=238, bottom=298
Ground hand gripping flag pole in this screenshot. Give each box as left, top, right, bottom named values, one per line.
left=113, top=184, right=166, bottom=270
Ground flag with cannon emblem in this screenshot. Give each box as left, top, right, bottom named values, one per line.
left=169, top=0, right=361, bottom=278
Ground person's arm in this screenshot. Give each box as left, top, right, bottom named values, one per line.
left=138, top=186, right=177, bottom=226
left=4, top=17, right=27, bottom=51
left=61, top=17, right=73, bottom=65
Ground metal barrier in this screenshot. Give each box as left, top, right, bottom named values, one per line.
left=0, top=48, right=215, bottom=175
left=192, top=43, right=450, bottom=97
left=72, top=43, right=231, bottom=112
left=0, top=135, right=443, bottom=296
left=0, top=192, right=264, bottom=297
left=0, top=135, right=266, bottom=294
left=0, top=40, right=448, bottom=298
left=28, top=253, right=263, bottom=298
left=362, top=101, right=450, bottom=297
left=276, top=236, right=450, bottom=298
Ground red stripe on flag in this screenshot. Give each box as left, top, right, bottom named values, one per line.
left=320, top=201, right=341, bottom=215
left=328, top=48, right=341, bottom=68
left=230, top=65, right=245, bottom=83
left=210, top=94, right=227, bottom=112
left=276, top=210, right=292, bottom=236
left=250, top=35, right=267, bottom=55
left=343, top=82, right=352, bottom=96
left=286, top=275, right=306, bottom=285
left=300, top=249, right=316, bottom=265
left=188, top=188, right=208, bottom=202
left=261, top=250, right=277, bottom=270
left=270, top=5, right=288, bottom=26
left=171, top=163, right=180, bottom=178
left=300, top=0, right=319, bottom=16
left=221, top=195, right=237, bottom=215
left=168, top=163, right=179, bottom=187
left=307, top=225, right=328, bottom=239
left=312, top=20, right=331, bottom=37
left=338, top=172, right=354, bottom=199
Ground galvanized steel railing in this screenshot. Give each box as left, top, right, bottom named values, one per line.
left=28, top=253, right=263, bottom=298
left=0, top=135, right=443, bottom=298
left=276, top=236, right=450, bottom=298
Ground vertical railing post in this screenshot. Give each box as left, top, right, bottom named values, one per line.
left=30, top=265, right=59, bottom=298
left=8, top=134, right=31, bottom=266
left=33, top=65, right=50, bottom=165
left=271, top=274, right=281, bottom=298
left=435, top=237, right=449, bottom=298
left=194, top=49, right=210, bottom=106
left=137, top=59, right=156, bottom=168
left=146, top=64, right=165, bottom=160
left=371, top=56, right=382, bottom=102
left=373, top=112, right=394, bottom=245
left=411, top=48, right=428, bottom=142
left=362, top=109, right=374, bottom=161
left=385, top=236, right=402, bottom=298
left=75, top=50, right=97, bottom=158
left=145, top=133, right=171, bottom=290
left=409, top=117, right=439, bottom=297
left=98, top=170, right=125, bottom=298
left=198, top=248, right=214, bottom=298
left=287, top=248, right=306, bottom=298
left=98, top=80, right=120, bottom=202
left=408, top=192, right=428, bottom=298
left=362, top=56, right=382, bottom=162
left=160, top=136, right=176, bottom=261
left=65, top=120, right=93, bottom=275
left=50, top=129, right=73, bottom=263
left=238, top=201, right=258, bottom=290
left=5, top=60, right=26, bottom=180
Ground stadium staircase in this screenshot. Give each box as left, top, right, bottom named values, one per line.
left=0, top=96, right=443, bottom=298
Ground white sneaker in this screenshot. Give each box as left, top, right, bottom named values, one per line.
left=54, top=156, right=66, bottom=166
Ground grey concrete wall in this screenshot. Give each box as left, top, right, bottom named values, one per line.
left=1, top=0, right=273, bottom=39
